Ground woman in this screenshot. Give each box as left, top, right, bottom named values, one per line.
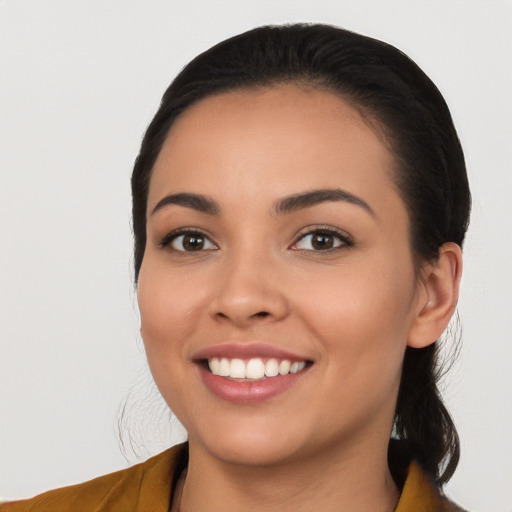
left=2, top=23, right=470, bottom=511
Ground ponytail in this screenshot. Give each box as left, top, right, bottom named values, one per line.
left=392, top=343, right=460, bottom=486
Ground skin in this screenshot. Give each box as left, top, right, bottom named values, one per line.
left=137, top=85, right=462, bottom=512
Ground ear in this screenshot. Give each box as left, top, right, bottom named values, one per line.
left=408, top=242, right=463, bottom=349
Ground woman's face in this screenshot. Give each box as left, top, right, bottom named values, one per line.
left=138, top=85, right=424, bottom=467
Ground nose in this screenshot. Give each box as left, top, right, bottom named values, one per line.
left=209, top=252, right=290, bottom=328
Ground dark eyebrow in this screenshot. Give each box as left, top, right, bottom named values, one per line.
left=274, top=188, right=375, bottom=217
left=151, top=193, right=220, bottom=216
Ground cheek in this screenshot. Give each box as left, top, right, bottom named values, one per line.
left=137, top=261, right=204, bottom=372
left=138, top=256, right=208, bottom=330
left=295, top=256, right=417, bottom=373
left=136, top=263, right=208, bottom=418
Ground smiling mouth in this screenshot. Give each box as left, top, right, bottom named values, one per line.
left=203, top=357, right=311, bottom=381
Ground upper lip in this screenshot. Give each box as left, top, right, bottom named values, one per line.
left=193, top=343, right=312, bottom=362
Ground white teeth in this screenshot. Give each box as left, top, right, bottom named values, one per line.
left=218, top=358, right=230, bottom=376
left=278, top=360, right=291, bottom=375
left=230, top=358, right=246, bottom=378
left=290, top=361, right=306, bottom=374
left=264, top=358, right=279, bottom=377
left=208, top=357, right=307, bottom=379
left=209, top=358, right=220, bottom=374
left=246, top=358, right=265, bottom=379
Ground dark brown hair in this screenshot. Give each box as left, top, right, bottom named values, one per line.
left=131, top=23, right=471, bottom=486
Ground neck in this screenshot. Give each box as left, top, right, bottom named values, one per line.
left=178, top=439, right=400, bottom=512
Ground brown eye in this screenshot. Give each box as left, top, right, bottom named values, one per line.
left=170, top=232, right=216, bottom=252
left=311, top=233, right=335, bottom=250
left=292, top=229, right=351, bottom=252
left=184, top=234, right=204, bottom=251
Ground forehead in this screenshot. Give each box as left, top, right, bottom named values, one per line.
left=148, top=85, right=400, bottom=216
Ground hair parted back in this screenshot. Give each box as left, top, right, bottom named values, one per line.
left=131, top=23, right=471, bottom=487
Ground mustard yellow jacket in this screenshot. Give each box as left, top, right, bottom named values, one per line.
left=1, top=443, right=465, bottom=511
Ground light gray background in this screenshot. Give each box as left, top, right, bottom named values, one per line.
left=1, top=1, right=511, bottom=510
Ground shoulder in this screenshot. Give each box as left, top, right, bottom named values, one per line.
left=1, top=444, right=186, bottom=512
left=396, top=461, right=468, bottom=512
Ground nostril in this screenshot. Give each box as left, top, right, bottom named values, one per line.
left=214, top=310, right=272, bottom=324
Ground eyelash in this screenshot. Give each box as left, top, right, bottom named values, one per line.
left=290, top=226, right=354, bottom=253
left=158, top=226, right=353, bottom=253
left=158, top=228, right=217, bottom=252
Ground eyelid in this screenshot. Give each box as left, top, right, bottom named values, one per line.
left=158, top=227, right=218, bottom=251
left=290, top=225, right=354, bottom=251
left=157, top=225, right=352, bottom=252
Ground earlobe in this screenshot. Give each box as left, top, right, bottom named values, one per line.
left=408, top=242, right=463, bottom=349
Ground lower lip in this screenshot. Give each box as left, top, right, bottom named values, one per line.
left=197, top=364, right=310, bottom=404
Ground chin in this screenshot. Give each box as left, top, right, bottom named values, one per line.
left=186, top=413, right=322, bottom=469
left=205, top=437, right=301, bottom=468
